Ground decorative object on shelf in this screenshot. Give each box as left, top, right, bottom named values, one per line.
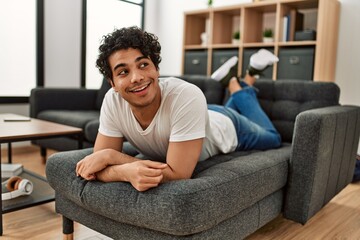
left=263, top=28, right=274, bottom=43
left=295, top=29, right=316, bottom=41
left=232, top=31, right=240, bottom=45
left=208, top=0, right=213, bottom=7
left=200, top=32, right=209, bottom=46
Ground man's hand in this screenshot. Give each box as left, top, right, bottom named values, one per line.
left=76, top=149, right=113, bottom=180
left=97, top=160, right=167, bottom=192
left=75, top=145, right=167, bottom=191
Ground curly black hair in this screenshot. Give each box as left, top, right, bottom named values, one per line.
left=96, top=26, right=162, bottom=82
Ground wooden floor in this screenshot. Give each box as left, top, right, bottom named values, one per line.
left=1, top=144, right=360, bottom=240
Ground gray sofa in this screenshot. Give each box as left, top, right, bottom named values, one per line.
left=45, top=76, right=360, bottom=239
left=29, top=78, right=112, bottom=154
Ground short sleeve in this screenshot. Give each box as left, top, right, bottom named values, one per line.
left=169, top=84, right=207, bottom=142
left=98, top=91, right=124, bottom=138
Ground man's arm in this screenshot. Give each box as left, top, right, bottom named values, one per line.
left=76, top=133, right=126, bottom=179
left=162, top=138, right=203, bottom=181
left=76, top=133, right=203, bottom=191
left=93, top=132, right=123, bottom=152
left=76, top=133, right=167, bottom=191
left=98, top=138, right=204, bottom=189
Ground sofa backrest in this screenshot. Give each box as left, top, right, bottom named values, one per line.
left=179, top=76, right=340, bottom=143
left=97, top=75, right=340, bottom=143
left=95, top=78, right=112, bottom=110
left=175, top=75, right=225, bottom=104
left=254, top=79, right=340, bottom=142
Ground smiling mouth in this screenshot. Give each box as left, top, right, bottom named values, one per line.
left=129, top=82, right=151, bottom=93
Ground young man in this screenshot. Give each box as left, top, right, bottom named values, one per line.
left=76, top=26, right=281, bottom=191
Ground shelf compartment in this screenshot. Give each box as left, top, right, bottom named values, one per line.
left=212, top=8, right=241, bottom=45
left=280, top=0, right=319, bottom=42
left=243, top=3, right=277, bottom=44
left=183, top=50, right=208, bottom=75
left=277, top=46, right=315, bottom=80
left=184, top=10, right=210, bottom=46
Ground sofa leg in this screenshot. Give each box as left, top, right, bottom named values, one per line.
left=63, top=233, right=73, bottom=240
left=40, top=147, right=47, bottom=163
left=62, top=215, right=74, bottom=240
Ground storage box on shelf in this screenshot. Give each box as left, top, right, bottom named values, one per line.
left=211, top=49, right=239, bottom=75
left=182, top=0, right=340, bottom=81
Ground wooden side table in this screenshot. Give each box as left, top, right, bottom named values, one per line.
left=0, top=113, right=83, bottom=235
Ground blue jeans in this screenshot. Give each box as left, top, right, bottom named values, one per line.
left=208, top=83, right=281, bottom=151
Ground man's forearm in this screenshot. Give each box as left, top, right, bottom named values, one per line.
left=100, top=148, right=139, bottom=166
left=106, top=155, right=181, bottom=183
left=160, top=165, right=193, bottom=183
left=97, top=158, right=167, bottom=192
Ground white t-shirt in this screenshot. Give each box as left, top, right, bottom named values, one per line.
left=99, top=77, right=237, bottom=161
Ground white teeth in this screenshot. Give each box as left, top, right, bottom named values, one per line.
left=132, top=84, right=148, bottom=92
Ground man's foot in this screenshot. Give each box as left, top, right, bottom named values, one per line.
left=243, top=74, right=257, bottom=86
left=211, top=56, right=238, bottom=87
left=228, top=77, right=242, bottom=95
left=247, top=49, right=278, bottom=77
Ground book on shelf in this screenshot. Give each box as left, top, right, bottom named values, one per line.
left=282, top=15, right=289, bottom=42
left=1, top=163, right=23, bottom=178
left=283, top=10, right=304, bottom=42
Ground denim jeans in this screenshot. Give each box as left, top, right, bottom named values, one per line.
left=208, top=83, right=281, bottom=151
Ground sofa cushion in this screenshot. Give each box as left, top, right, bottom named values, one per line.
left=37, top=110, right=99, bottom=141
left=84, top=119, right=100, bottom=143
left=55, top=189, right=283, bottom=239
left=46, top=145, right=291, bottom=236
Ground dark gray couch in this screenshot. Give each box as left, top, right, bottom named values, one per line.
left=44, top=76, right=360, bottom=239
left=30, top=78, right=111, bottom=154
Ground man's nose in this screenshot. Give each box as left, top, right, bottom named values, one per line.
left=130, top=70, right=144, bottom=83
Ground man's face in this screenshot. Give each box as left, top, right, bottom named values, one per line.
left=108, top=48, right=160, bottom=109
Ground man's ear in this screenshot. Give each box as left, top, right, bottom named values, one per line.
left=107, top=78, right=115, bottom=88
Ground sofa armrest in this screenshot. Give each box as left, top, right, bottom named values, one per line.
left=284, top=105, right=360, bottom=224
left=30, top=88, right=98, bottom=117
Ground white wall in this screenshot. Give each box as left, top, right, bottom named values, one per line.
left=337, top=0, right=359, bottom=166
left=335, top=0, right=360, bottom=106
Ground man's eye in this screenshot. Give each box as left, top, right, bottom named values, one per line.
left=140, top=62, right=149, bottom=68
left=118, top=70, right=128, bottom=76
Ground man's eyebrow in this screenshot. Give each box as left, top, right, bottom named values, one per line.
left=113, top=55, right=148, bottom=72
left=135, top=56, right=148, bottom=62
left=113, top=63, right=126, bottom=72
